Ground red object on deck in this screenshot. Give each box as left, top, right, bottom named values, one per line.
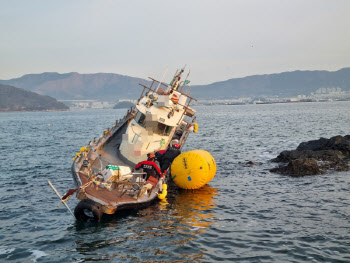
left=146, top=176, right=158, bottom=186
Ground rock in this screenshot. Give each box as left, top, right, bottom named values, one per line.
left=246, top=161, right=256, bottom=166
left=272, top=150, right=313, bottom=163
left=334, top=162, right=350, bottom=172
left=271, top=135, right=350, bottom=176
left=270, top=158, right=324, bottom=176
left=296, top=137, right=329, bottom=151
left=331, top=137, right=350, bottom=155
left=327, top=135, right=344, bottom=148
left=320, top=161, right=350, bottom=172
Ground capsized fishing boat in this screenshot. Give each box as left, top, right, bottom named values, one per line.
left=63, top=68, right=199, bottom=222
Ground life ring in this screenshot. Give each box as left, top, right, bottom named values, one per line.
left=74, top=199, right=103, bottom=222
left=171, top=93, right=180, bottom=103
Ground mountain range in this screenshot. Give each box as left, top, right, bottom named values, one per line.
left=1, top=68, right=349, bottom=101
left=191, top=68, right=350, bottom=99
left=0, top=72, right=150, bottom=101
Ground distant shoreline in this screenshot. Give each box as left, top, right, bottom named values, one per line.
left=198, top=99, right=350, bottom=106
left=0, top=109, right=70, bottom=113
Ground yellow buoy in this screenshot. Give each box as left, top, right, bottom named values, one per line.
left=193, top=123, right=198, bottom=133
left=158, top=184, right=168, bottom=199
left=73, top=152, right=81, bottom=162
left=171, top=150, right=216, bottom=189
left=80, top=146, right=89, bottom=152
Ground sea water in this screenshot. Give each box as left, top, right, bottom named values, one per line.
left=1, top=102, right=350, bottom=262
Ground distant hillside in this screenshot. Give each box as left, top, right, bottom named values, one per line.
left=191, top=68, right=350, bottom=99
left=0, top=84, right=69, bottom=112
left=0, top=72, right=150, bottom=101
left=113, top=101, right=135, bottom=109
left=1, top=68, right=350, bottom=100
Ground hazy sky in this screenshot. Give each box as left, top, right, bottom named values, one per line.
left=1, top=0, right=349, bottom=84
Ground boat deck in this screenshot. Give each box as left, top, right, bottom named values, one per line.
left=77, top=171, right=159, bottom=210
left=74, top=115, right=160, bottom=211
left=79, top=172, right=138, bottom=204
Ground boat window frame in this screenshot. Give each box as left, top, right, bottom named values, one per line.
left=135, top=111, right=146, bottom=127
left=155, top=122, right=173, bottom=136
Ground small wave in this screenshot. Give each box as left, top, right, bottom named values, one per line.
left=30, top=250, right=47, bottom=262
left=0, top=246, right=15, bottom=256
left=259, top=151, right=277, bottom=159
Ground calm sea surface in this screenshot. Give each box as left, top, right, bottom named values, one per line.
left=1, top=102, right=350, bottom=262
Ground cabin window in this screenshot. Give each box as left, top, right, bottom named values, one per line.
left=155, top=122, right=173, bottom=136
left=135, top=111, right=146, bottom=127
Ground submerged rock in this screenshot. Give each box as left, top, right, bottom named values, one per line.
left=246, top=161, right=257, bottom=166
left=270, top=135, right=350, bottom=176
left=270, top=158, right=325, bottom=176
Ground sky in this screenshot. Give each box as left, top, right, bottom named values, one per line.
left=1, top=0, right=349, bottom=84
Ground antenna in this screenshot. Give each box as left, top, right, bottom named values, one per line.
left=156, top=67, right=168, bottom=91
left=180, top=70, right=191, bottom=92
left=170, top=70, right=179, bottom=86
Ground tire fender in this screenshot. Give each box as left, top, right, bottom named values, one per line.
left=74, top=199, right=103, bottom=222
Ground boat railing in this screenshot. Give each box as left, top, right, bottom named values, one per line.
left=138, top=79, right=197, bottom=126
left=137, top=78, right=197, bottom=107
left=94, top=107, right=136, bottom=148
left=90, top=146, right=103, bottom=173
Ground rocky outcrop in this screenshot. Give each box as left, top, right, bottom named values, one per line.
left=270, top=135, right=350, bottom=176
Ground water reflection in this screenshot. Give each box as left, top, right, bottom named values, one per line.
left=169, top=185, right=218, bottom=235
left=71, top=184, right=218, bottom=262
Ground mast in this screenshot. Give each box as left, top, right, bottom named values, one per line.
left=169, top=67, right=185, bottom=93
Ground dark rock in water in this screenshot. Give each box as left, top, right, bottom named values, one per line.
left=271, top=135, right=350, bottom=176
left=246, top=161, right=256, bottom=165
left=243, top=161, right=262, bottom=166
left=296, top=137, right=329, bottom=151
left=295, top=135, right=350, bottom=155
left=272, top=149, right=345, bottom=163
left=270, top=158, right=325, bottom=176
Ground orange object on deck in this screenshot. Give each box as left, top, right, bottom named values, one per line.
left=171, top=93, right=180, bottom=103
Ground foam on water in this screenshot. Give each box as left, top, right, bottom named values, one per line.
left=0, top=246, right=15, bottom=256
left=30, top=250, right=48, bottom=262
